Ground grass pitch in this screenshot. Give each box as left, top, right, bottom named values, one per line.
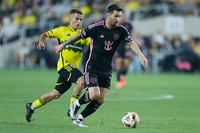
left=0, top=69, right=200, bottom=133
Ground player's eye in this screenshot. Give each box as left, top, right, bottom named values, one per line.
left=114, top=15, right=120, bottom=18
left=76, top=18, right=82, bottom=21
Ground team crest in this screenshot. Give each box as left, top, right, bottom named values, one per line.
left=90, top=77, right=97, bottom=84
left=113, top=33, right=120, bottom=40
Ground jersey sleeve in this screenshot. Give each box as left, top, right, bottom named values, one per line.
left=46, top=27, right=62, bottom=38
left=127, top=22, right=134, bottom=33
left=80, top=27, right=91, bottom=39
left=122, top=27, right=132, bottom=43
left=80, top=21, right=99, bottom=39
left=125, top=34, right=132, bottom=43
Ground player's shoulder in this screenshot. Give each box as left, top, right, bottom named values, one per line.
left=59, top=25, right=71, bottom=29
left=118, top=24, right=129, bottom=33
left=88, top=20, right=105, bottom=29
left=51, top=24, right=70, bottom=31
left=124, top=20, right=132, bottom=25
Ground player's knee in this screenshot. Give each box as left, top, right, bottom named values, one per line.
left=88, top=87, right=101, bottom=101
left=90, top=93, right=100, bottom=101
left=97, top=97, right=105, bottom=104
left=52, top=90, right=61, bottom=99
left=54, top=94, right=61, bottom=99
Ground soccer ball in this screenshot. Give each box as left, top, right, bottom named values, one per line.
left=121, top=112, right=140, bottom=128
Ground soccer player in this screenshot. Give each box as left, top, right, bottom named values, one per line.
left=114, top=11, right=134, bottom=89
left=55, top=4, right=148, bottom=127
left=25, top=9, right=90, bottom=122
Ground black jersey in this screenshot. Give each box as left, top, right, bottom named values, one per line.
left=80, top=20, right=132, bottom=73
left=122, top=21, right=133, bottom=33
left=116, top=21, right=133, bottom=55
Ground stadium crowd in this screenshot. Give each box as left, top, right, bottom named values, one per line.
left=0, top=0, right=200, bottom=72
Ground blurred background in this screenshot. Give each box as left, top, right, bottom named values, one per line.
left=0, top=0, right=200, bottom=73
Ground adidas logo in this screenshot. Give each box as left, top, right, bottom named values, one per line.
left=99, top=34, right=104, bottom=38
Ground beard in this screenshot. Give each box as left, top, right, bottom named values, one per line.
left=110, top=21, right=119, bottom=28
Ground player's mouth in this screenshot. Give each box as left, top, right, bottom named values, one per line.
left=115, top=21, right=120, bottom=26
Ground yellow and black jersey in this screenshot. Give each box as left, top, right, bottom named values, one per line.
left=46, top=25, right=90, bottom=72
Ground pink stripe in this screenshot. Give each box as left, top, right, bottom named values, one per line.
left=120, top=24, right=129, bottom=33
left=85, top=72, right=90, bottom=85
left=88, top=20, right=104, bottom=29
left=84, top=39, right=94, bottom=85
left=84, top=39, right=94, bottom=74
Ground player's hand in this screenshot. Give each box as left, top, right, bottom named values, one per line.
left=37, top=42, right=45, bottom=50
left=139, top=55, right=148, bottom=70
left=55, top=44, right=64, bottom=54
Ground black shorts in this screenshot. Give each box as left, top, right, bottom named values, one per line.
left=84, top=69, right=111, bottom=90
left=55, top=64, right=83, bottom=94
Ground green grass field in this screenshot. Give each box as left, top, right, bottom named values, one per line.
left=0, top=69, right=200, bottom=133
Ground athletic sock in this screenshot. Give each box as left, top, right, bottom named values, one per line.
left=122, top=69, right=127, bottom=76
left=69, top=96, right=79, bottom=107
left=118, top=70, right=124, bottom=81
left=77, top=114, right=84, bottom=120
left=117, top=72, right=120, bottom=81
left=79, top=92, right=90, bottom=105
left=32, top=98, right=45, bottom=110
left=80, top=101, right=101, bottom=118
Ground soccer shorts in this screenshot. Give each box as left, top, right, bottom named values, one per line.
left=84, top=70, right=111, bottom=90
left=55, top=64, right=83, bottom=94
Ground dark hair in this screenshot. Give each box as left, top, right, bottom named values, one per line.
left=70, top=9, right=83, bottom=15
left=106, top=4, right=123, bottom=13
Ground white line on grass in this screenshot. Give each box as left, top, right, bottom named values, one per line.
left=149, top=94, right=174, bottom=100
left=108, top=94, right=174, bottom=102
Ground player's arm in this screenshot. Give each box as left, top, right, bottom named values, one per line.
left=55, top=34, right=82, bottom=53
left=127, top=39, right=148, bottom=70
left=129, top=31, right=134, bottom=38
left=37, top=32, right=47, bottom=49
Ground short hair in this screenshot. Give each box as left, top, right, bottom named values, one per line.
left=106, top=4, right=123, bottom=13
left=70, top=9, right=83, bottom=15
